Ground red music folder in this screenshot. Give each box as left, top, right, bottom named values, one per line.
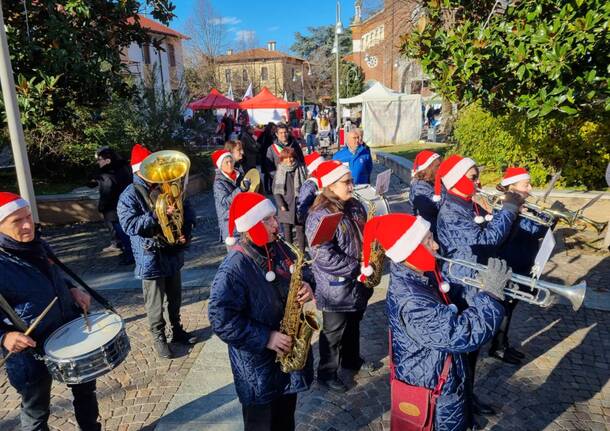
left=309, top=212, right=343, bottom=247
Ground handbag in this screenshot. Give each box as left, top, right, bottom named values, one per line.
left=389, top=332, right=452, bottom=431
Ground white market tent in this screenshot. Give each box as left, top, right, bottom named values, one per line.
left=340, top=82, right=422, bottom=147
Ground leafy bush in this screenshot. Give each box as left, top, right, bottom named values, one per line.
left=452, top=103, right=610, bottom=189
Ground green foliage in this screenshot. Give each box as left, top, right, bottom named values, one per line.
left=452, top=103, right=610, bottom=189
left=401, top=0, right=610, bottom=119
left=291, top=25, right=352, bottom=59
left=2, top=0, right=176, bottom=123
left=340, top=62, right=364, bottom=99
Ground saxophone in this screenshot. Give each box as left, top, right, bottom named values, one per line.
left=139, top=150, right=191, bottom=245
left=277, top=239, right=321, bottom=373
left=363, top=201, right=385, bottom=288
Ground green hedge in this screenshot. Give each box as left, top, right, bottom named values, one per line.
left=452, top=103, right=610, bottom=189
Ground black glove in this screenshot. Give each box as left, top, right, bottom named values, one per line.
left=240, top=179, right=251, bottom=192
left=476, top=258, right=511, bottom=301
left=502, top=191, right=525, bottom=213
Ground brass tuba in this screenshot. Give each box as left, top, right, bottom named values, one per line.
left=277, top=238, right=321, bottom=373
left=139, top=150, right=191, bottom=245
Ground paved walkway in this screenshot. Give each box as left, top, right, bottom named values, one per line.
left=1, top=163, right=609, bottom=431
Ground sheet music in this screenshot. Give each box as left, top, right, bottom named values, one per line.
left=375, top=169, right=392, bottom=196
left=531, top=229, right=556, bottom=279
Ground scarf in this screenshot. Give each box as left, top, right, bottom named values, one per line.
left=221, top=169, right=238, bottom=184
left=273, top=162, right=306, bottom=197
left=0, top=233, right=52, bottom=280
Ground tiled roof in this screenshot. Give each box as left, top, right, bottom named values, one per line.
left=217, top=48, right=304, bottom=63
left=128, top=14, right=189, bottom=40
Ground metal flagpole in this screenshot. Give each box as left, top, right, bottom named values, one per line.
left=0, top=3, right=38, bottom=222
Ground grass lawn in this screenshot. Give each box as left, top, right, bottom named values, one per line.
left=373, top=142, right=451, bottom=162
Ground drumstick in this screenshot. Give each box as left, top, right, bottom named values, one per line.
left=83, top=308, right=92, bottom=332
left=0, top=297, right=58, bottom=367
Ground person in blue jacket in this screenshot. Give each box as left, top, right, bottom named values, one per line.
left=212, top=148, right=248, bottom=244
left=209, top=192, right=315, bottom=431
left=296, top=151, right=324, bottom=225
left=0, top=192, right=101, bottom=431
left=359, top=212, right=507, bottom=431
left=305, top=160, right=374, bottom=393
left=490, top=167, right=555, bottom=365
left=332, top=129, right=373, bottom=185
left=118, top=145, right=197, bottom=359
left=409, top=150, right=442, bottom=233
left=435, top=155, right=523, bottom=417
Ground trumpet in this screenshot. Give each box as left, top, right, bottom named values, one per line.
left=436, top=255, right=586, bottom=311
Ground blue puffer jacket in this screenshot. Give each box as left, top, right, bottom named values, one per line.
left=409, top=179, right=440, bottom=233
left=213, top=170, right=241, bottom=241
left=332, top=145, right=373, bottom=185
left=0, top=245, right=80, bottom=392
left=305, top=199, right=372, bottom=312
left=498, top=217, right=549, bottom=275
left=209, top=239, right=314, bottom=406
left=296, top=178, right=319, bottom=224
left=387, top=262, right=504, bottom=431
left=436, top=193, right=517, bottom=306
left=117, top=174, right=195, bottom=280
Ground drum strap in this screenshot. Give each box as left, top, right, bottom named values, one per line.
left=47, top=252, right=118, bottom=314
left=0, top=293, right=27, bottom=333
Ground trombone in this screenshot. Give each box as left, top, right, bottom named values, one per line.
left=436, top=255, right=586, bottom=311
left=475, top=189, right=556, bottom=227
left=476, top=189, right=608, bottom=235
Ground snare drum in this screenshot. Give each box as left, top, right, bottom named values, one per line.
left=353, top=184, right=390, bottom=216
left=44, top=312, right=130, bottom=384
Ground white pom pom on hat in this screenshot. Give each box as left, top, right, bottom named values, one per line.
left=265, top=271, right=276, bottom=282
left=484, top=214, right=493, bottom=222
left=225, top=236, right=237, bottom=246
left=440, top=282, right=451, bottom=293
left=361, top=265, right=374, bottom=277
left=474, top=215, right=485, bottom=224
left=432, top=194, right=442, bottom=202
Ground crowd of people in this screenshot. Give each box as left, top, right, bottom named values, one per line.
left=0, top=125, right=563, bottom=430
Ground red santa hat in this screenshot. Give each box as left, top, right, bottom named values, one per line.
left=225, top=192, right=278, bottom=281
left=131, top=144, right=152, bottom=173
left=412, top=150, right=440, bottom=175
left=501, top=167, right=530, bottom=187
left=211, top=149, right=232, bottom=170
left=304, top=152, right=324, bottom=174
left=0, top=192, right=29, bottom=223
left=359, top=213, right=452, bottom=293
left=433, top=154, right=476, bottom=202
left=315, top=160, right=351, bottom=188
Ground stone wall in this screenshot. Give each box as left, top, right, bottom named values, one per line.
left=36, top=173, right=209, bottom=226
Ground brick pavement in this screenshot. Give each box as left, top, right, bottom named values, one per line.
left=1, top=164, right=609, bottom=431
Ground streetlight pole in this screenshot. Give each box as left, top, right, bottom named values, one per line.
left=0, top=4, right=38, bottom=222
left=334, top=1, right=343, bottom=145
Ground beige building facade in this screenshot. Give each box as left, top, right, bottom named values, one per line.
left=216, top=42, right=309, bottom=103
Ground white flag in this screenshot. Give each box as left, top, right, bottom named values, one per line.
left=227, top=83, right=235, bottom=101
left=242, top=83, right=253, bottom=100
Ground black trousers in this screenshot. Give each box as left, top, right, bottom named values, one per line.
left=281, top=223, right=305, bottom=251
left=142, top=272, right=183, bottom=339
left=490, top=299, right=518, bottom=352
left=19, top=371, right=100, bottom=431
left=242, top=393, right=297, bottom=431
left=317, top=310, right=364, bottom=380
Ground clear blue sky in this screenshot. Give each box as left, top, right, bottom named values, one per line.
left=170, top=0, right=354, bottom=54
